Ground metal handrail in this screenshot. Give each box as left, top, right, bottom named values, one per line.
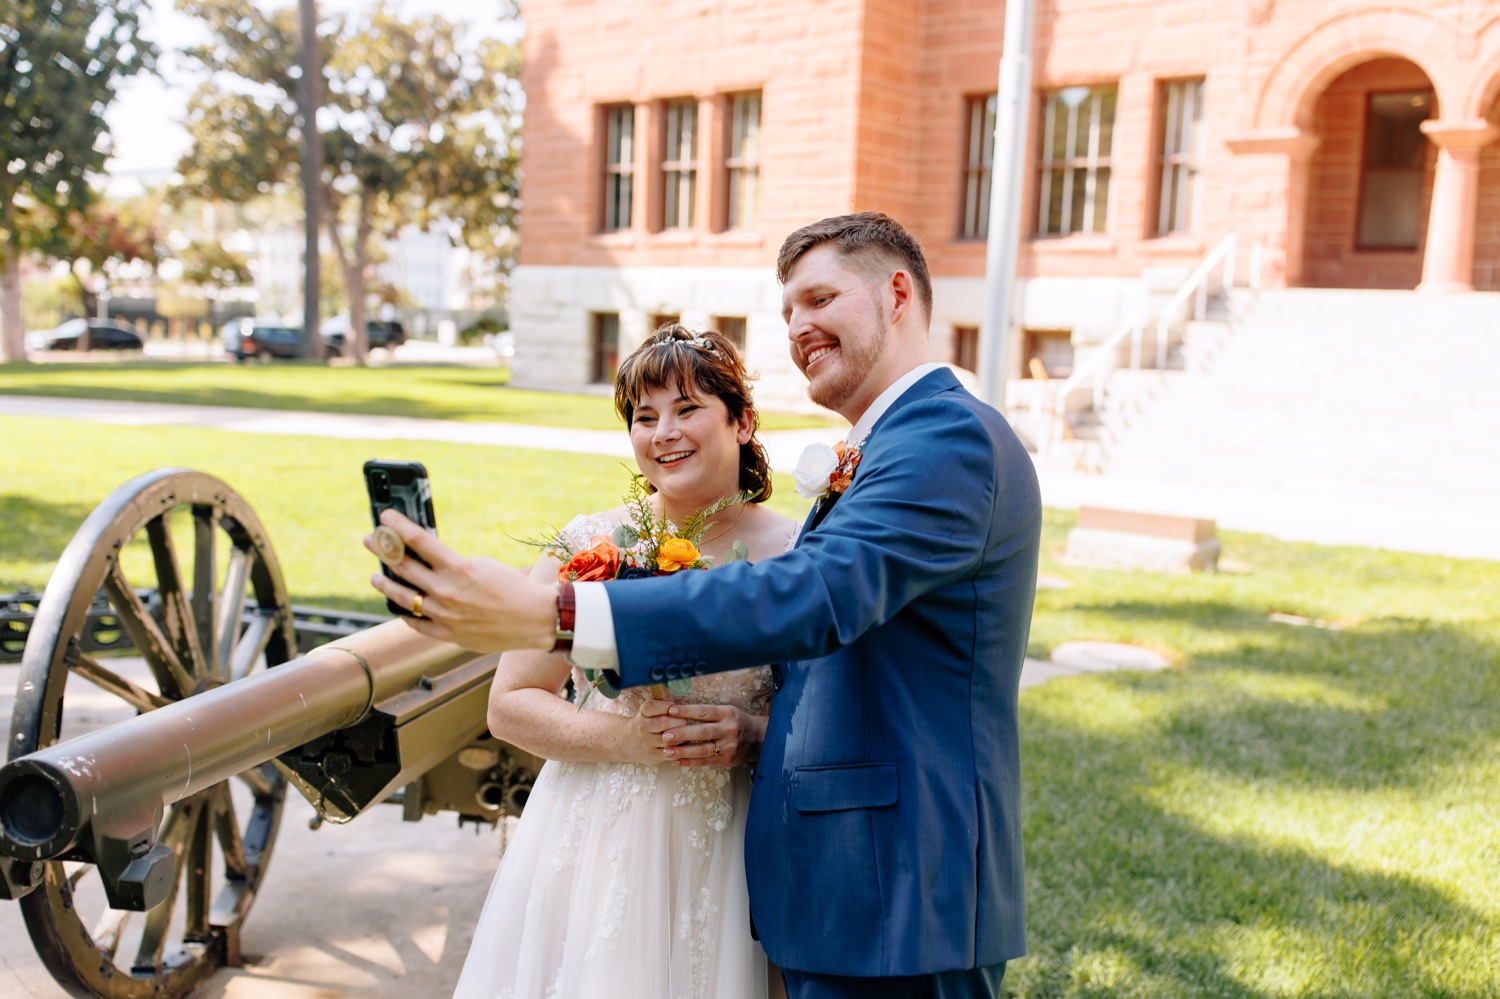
left=1152, top=232, right=1240, bottom=369
left=1044, top=232, right=1250, bottom=432
left=1047, top=315, right=1145, bottom=431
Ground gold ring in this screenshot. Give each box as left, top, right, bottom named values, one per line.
left=712, top=743, right=721, bottom=755
left=411, top=593, right=424, bottom=618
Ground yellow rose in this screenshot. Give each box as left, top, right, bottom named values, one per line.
left=655, top=537, right=700, bottom=572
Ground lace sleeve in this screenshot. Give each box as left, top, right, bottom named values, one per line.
left=556, top=512, right=622, bottom=554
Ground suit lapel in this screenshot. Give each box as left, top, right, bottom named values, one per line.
left=793, top=367, right=964, bottom=545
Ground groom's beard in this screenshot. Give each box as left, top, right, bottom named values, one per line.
left=806, top=301, right=888, bottom=414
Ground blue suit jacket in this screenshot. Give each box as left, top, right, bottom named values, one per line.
left=605, top=368, right=1041, bottom=976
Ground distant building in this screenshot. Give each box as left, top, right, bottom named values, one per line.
left=511, top=0, right=1500, bottom=408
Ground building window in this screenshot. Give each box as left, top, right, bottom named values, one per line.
left=649, top=313, right=680, bottom=333
left=601, top=104, right=634, bottom=232
left=591, top=312, right=620, bottom=382
left=1357, top=90, right=1433, bottom=249
left=1154, top=79, right=1205, bottom=236
left=1036, top=85, right=1116, bottom=236
left=714, top=316, right=747, bottom=351
left=960, top=96, right=997, bottom=240
left=662, top=100, right=697, bottom=229
left=725, top=92, right=761, bottom=230
left=1022, top=329, right=1074, bottom=378
left=953, top=325, right=979, bottom=372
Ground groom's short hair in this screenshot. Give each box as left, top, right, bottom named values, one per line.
left=776, top=212, right=933, bottom=321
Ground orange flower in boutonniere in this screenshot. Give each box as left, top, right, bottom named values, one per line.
left=556, top=536, right=622, bottom=583
left=828, top=441, right=861, bottom=494
left=654, top=537, right=700, bottom=572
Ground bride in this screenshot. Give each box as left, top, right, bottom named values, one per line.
left=452, top=326, right=797, bottom=999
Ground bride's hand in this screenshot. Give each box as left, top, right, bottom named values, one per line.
left=650, top=702, right=766, bottom=768
left=619, top=698, right=691, bottom=766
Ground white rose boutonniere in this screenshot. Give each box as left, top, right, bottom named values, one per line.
left=793, top=441, right=863, bottom=500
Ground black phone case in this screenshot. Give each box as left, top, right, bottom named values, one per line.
left=363, top=459, right=437, bottom=616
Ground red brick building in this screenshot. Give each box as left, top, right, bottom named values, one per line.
left=510, top=0, right=1500, bottom=406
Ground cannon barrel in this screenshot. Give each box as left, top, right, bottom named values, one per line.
left=0, top=620, right=487, bottom=908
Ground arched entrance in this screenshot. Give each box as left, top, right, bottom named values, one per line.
left=1303, top=58, right=1437, bottom=289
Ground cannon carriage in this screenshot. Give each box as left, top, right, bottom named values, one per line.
left=0, top=469, right=542, bottom=999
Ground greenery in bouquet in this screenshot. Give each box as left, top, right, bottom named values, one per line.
left=537, top=473, right=757, bottom=705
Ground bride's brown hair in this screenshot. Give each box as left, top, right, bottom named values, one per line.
left=613, top=324, right=773, bottom=503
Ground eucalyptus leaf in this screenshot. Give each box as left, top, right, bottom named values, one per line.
left=666, top=676, right=694, bottom=696
left=723, top=540, right=750, bottom=564
left=574, top=670, right=621, bottom=711
left=612, top=524, right=640, bottom=547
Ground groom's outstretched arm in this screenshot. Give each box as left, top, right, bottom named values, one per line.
left=602, top=391, right=1038, bottom=689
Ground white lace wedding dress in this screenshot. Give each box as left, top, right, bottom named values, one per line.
left=452, top=514, right=777, bottom=999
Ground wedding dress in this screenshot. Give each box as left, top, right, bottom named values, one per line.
left=452, top=513, right=776, bottom=999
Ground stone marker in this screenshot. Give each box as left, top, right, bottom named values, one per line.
left=1063, top=505, right=1219, bottom=572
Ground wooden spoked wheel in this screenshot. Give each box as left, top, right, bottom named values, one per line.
left=7, top=469, right=296, bottom=998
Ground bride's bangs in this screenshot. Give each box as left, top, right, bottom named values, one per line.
left=614, top=326, right=754, bottom=429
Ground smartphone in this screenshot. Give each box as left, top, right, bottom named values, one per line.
left=363, top=459, right=438, bottom=616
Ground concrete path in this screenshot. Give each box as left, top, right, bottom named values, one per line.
left=1, top=394, right=1493, bottom=560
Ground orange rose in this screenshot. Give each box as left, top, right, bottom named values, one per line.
left=655, top=537, right=700, bottom=573
left=557, top=536, right=622, bottom=582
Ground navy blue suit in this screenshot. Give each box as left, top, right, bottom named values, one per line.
left=605, top=368, right=1041, bottom=978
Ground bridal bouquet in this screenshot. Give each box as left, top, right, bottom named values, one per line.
left=541, top=474, right=755, bottom=704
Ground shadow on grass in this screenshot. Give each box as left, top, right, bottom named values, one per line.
left=0, top=494, right=100, bottom=588
left=1015, top=613, right=1500, bottom=997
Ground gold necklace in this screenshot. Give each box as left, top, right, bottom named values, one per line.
left=698, top=503, right=747, bottom=546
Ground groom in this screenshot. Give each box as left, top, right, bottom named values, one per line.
left=372, top=213, right=1042, bottom=998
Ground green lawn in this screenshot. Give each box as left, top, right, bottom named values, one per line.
left=3, top=414, right=1497, bottom=997
left=0, top=360, right=841, bottom=432
left=0, top=416, right=813, bottom=608
left=1015, top=511, right=1500, bottom=997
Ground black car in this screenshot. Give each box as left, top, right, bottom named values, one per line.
left=320, top=317, right=407, bottom=353
left=221, top=319, right=315, bottom=361
left=27, top=319, right=144, bottom=352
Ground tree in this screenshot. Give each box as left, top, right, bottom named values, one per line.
left=176, top=238, right=252, bottom=330
left=36, top=201, right=161, bottom=319
left=0, top=0, right=155, bottom=360
left=176, top=1, right=521, bottom=364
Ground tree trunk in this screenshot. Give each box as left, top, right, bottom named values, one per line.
left=322, top=186, right=365, bottom=366
left=0, top=202, right=27, bottom=362
left=347, top=187, right=375, bottom=366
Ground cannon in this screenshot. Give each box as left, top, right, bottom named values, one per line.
left=0, top=469, right=542, bottom=999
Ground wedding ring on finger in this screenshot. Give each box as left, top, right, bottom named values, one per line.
left=372, top=525, right=406, bottom=566
left=411, top=593, right=425, bottom=618
left=712, top=743, right=722, bottom=756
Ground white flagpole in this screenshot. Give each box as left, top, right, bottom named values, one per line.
left=978, top=0, right=1036, bottom=409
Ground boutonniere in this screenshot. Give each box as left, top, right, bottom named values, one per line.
left=793, top=440, right=862, bottom=501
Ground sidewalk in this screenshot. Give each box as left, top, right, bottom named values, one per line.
left=2, top=394, right=1493, bottom=561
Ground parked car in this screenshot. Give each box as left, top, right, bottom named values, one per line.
left=319, top=316, right=407, bottom=353
left=26, top=318, right=144, bottom=352
left=221, top=318, right=316, bottom=361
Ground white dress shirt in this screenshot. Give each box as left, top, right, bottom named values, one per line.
left=570, top=363, right=946, bottom=670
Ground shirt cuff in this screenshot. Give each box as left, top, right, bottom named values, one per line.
left=570, top=581, right=619, bottom=671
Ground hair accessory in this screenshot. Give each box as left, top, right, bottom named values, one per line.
left=673, top=334, right=715, bottom=352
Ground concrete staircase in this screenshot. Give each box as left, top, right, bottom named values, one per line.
left=1073, top=288, right=1500, bottom=521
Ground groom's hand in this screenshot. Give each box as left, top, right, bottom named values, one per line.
left=364, top=509, right=556, bottom=653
